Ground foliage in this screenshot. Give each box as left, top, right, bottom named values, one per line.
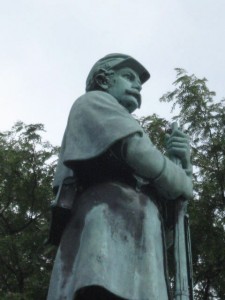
left=0, top=122, right=58, bottom=299
left=142, top=69, right=225, bottom=299
left=139, top=113, right=170, bottom=154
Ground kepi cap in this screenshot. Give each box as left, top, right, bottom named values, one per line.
left=86, top=53, right=150, bottom=90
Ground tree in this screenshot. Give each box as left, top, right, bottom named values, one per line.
left=0, top=122, right=58, bottom=299
left=141, top=69, right=225, bottom=299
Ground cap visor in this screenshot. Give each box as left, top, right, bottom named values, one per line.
left=112, top=57, right=150, bottom=84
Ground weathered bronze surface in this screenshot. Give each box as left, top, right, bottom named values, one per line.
left=47, top=54, right=193, bottom=300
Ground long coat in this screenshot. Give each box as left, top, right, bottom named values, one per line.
left=48, top=91, right=174, bottom=300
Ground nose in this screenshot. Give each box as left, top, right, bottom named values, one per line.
left=133, top=78, right=142, bottom=92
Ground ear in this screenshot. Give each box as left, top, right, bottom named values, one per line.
left=95, top=74, right=110, bottom=90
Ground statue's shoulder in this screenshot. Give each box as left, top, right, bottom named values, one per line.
left=71, top=91, right=118, bottom=112
left=78, top=90, right=115, bottom=102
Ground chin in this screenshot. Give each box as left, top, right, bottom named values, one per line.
left=121, top=97, right=138, bottom=113
left=128, top=105, right=138, bottom=113
left=127, top=99, right=138, bottom=113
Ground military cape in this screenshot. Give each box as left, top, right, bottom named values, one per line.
left=48, top=91, right=169, bottom=300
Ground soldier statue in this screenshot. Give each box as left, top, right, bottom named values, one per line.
left=47, top=53, right=192, bottom=300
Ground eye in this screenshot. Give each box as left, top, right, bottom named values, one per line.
left=122, top=73, right=133, bottom=81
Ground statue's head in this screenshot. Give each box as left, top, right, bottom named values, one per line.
left=86, top=53, right=150, bottom=113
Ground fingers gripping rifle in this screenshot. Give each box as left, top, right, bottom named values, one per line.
left=170, top=122, right=194, bottom=300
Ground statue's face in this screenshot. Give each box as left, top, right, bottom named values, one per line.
left=107, top=67, right=142, bottom=113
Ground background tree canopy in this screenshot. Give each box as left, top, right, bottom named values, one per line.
left=0, top=70, right=224, bottom=299
left=0, top=122, right=58, bottom=299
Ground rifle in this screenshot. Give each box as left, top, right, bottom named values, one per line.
left=170, top=122, right=194, bottom=300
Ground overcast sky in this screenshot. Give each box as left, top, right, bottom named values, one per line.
left=1, top=0, right=225, bottom=145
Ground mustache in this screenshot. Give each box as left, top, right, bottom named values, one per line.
left=126, top=89, right=141, bottom=104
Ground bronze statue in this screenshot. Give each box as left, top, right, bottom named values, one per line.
left=47, top=54, right=193, bottom=300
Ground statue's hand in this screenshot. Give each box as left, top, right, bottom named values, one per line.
left=165, top=129, right=192, bottom=176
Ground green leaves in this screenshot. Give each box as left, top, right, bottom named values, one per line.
left=0, top=122, right=57, bottom=299
left=140, top=68, right=225, bottom=299
left=159, top=69, right=225, bottom=299
left=139, top=113, right=170, bottom=153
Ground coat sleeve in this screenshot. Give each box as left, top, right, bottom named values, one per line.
left=117, top=131, right=193, bottom=200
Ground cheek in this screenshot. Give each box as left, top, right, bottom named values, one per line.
left=121, top=83, right=131, bottom=94
left=116, top=86, right=127, bottom=97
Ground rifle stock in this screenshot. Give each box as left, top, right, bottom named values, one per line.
left=170, top=122, right=193, bottom=300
